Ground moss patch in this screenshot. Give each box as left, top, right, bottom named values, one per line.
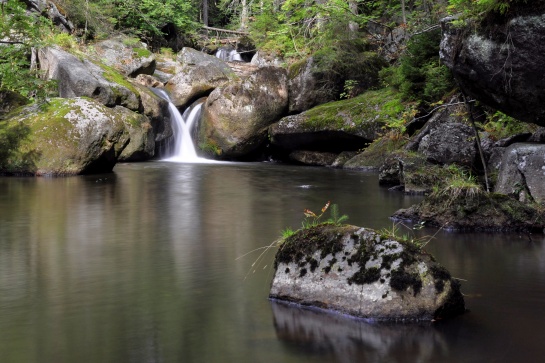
left=275, top=224, right=350, bottom=269
left=394, top=191, right=545, bottom=232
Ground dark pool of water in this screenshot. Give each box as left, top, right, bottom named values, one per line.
left=0, top=162, right=544, bottom=362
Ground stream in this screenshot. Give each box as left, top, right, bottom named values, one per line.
left=0, top=161, right=544, bottom=362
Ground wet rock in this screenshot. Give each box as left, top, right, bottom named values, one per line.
left=289, top=150, right=338, bottom=166
left=198, top=67, right=288, bottom=159
left=132, top=84, right=173, bottom=158
left=93, top=36, right=156, bottom=77
left=440, top=13, right=545, bottom=126
left=116, top=106, right=155, bottom=162
left=38, top=47, right=141, bottom=111
left=0, top=98, right=129, bottom=175
left=270, top=224, right=465, bottom=321
left=495, top=143, right=545, bottom=204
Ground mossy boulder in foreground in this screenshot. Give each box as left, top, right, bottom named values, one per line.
left=270, top=224, right=465, bottom=322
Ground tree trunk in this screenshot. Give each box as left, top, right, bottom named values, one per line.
left=401, top=0, right=406, bottom=24
left=203, top=0, right=209, bottom=26
left=348, top=0, right=358, bottom=38
left=240, top=0, right=248, bottom=29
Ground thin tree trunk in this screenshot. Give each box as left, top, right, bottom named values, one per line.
left=203, top=0, right=209, bottom=26
left=401, top=0, right=406, bottom=24
left=348, top=0, right=358, bottom=38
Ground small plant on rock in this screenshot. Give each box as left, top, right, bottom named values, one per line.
left=302, top=201, right=349, bottom=229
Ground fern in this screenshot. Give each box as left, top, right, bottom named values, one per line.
left=327, top=204, right=349, bottom=226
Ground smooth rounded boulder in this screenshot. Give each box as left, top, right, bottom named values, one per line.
left=0, top=98, right=130, bottom=176
left=198, top=67, right=288, bottom=159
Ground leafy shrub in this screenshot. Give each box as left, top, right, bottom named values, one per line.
left=380, top=29, right=455, bottom=105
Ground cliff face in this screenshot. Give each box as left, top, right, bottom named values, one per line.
left=440, top=13, right=545, bottom=126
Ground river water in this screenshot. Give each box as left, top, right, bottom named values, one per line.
left=1, top=161, right=544, bottom=362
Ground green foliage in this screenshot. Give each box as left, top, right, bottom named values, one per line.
left=281, top=227, right=296, bottom=239
left=432, top=166, right=485, bottom=207
left=340, top=80, right=359, bottom=99
left=448, top=0, right=526, bottom=17
left=479, top=111, right=536, bottom=141
left=0, top=0, right=56, bottom=99
left=381, top=29, right=455, bottom=105
left=301, top=201, right=349, bottom=229
left=0, top=118, right=37, bottom=173
left=378, top=221, right=435, bottom=250
left=55, top=0, right=198, bottom=42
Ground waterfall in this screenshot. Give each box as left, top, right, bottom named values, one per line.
left=152, top=88, right=206, bottom=163
left=215, top=48, right=243, bottom=62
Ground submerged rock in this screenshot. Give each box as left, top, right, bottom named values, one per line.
left=0, top=98, right=129, bottom=175
left=270, top=224, right=465, bottom=321
left=495, top=143, right=545, bottom=204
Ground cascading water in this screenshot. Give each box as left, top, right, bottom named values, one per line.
left=215, top=48, right=243, bottom=62
left=152, top=88, right=206, bottom=163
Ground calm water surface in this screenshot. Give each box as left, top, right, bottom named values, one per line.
left=1, top=161, right=544, bottom=362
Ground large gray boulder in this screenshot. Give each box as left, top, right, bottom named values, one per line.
left=405, top=102, right=477, bottom=168
left=288, top=57, right=333, bottom=113
left=440, top=13, right=545, bottom=126
left=93, top=37, right=156, bottom=77
left=165, top=48, right=236, bottom=108
left=495, top=143, right=545, bottom=204
left=198, top=67, right=288, bottom=159
left=271, top=224, right=465, bottom=321
left=38, top=47, right=141, bottom=111
left=0, top=98, right=129, bottom=175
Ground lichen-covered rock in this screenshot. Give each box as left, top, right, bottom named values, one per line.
left=39, top=47, right=141, bottom=111
left=393, top=191, right=545, bottom=232
left=270, top=224, right=465, bottom=321
left=0, top=98, right=129, bottom=175
left=250, top=51, right=284, bottom=68
left=440, top=12, right=545, bottom=126
left=198, top=67, right=288, bottom=159
left=93, top=36, right=156, bottom=77
left=495, top=143, right=545, bottom=204
left=116, top=106, right=155, bottom=162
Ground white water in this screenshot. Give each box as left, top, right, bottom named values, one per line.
left=215, top=48, right=243, bottom=62
left=152, top=89, right=209, bottom=163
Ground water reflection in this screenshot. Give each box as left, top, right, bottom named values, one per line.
left=2, top=162, right=545, bottom=362
left=271, top=300, right=448, bottom=363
